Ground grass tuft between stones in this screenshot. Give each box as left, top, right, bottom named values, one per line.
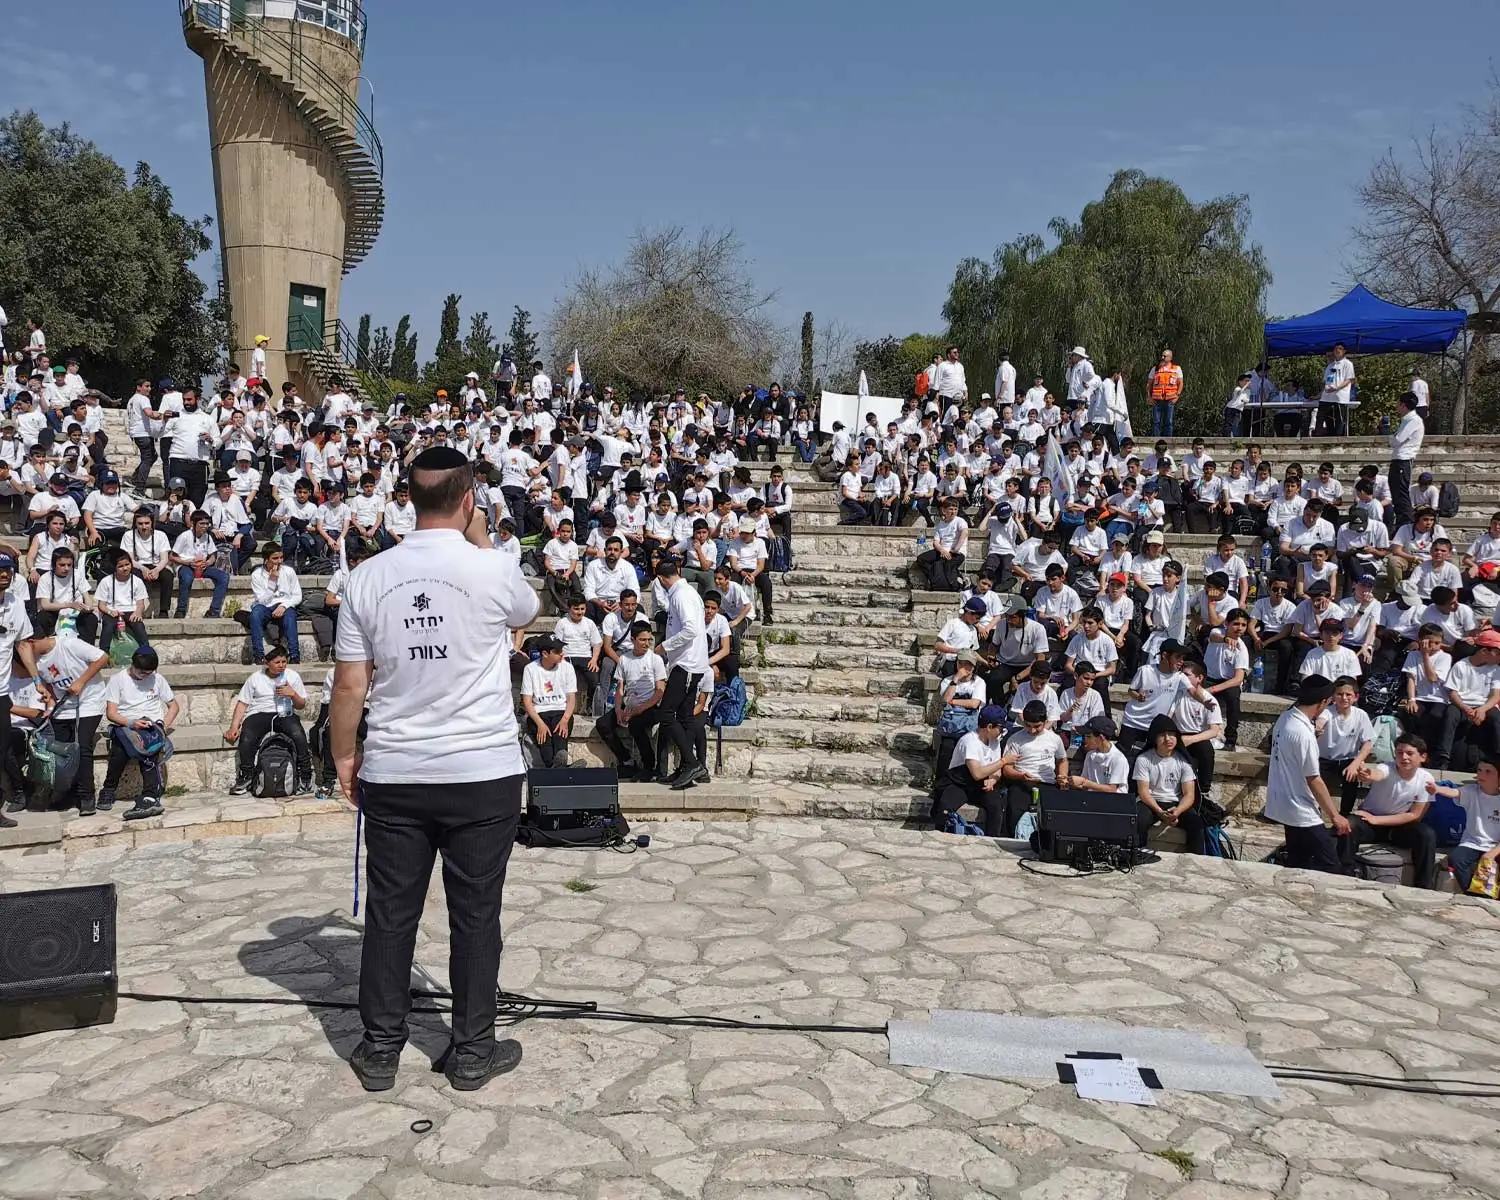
left=563, top=878, right=599, bottom=893
left=1150, top=1149, right=1195, bottom=1177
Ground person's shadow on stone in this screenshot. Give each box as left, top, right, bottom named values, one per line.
left=237, top=912, right=454, bottom=1067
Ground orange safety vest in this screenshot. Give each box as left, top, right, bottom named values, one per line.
left=1148, top=363, right=1183, bottom=403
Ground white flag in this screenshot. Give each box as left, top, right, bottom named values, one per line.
left=858, top=370, right=870, bottom=397
left=568, top=348, right=582, bottom=400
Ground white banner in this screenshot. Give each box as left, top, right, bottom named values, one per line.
left=818, top=391, right=906, bottom=436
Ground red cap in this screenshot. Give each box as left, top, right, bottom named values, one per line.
left=1108, top=571, right=1128, bottom=584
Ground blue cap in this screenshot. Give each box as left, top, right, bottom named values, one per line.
left=978, top=704, right=1006, bottom=727
left=0, top=554, right=15, bottom=571
left=996, top=502, right=1014, bottom=518
left=963, top=597, right=989, bottom=615
left=157, top=378, right=175, bottom=390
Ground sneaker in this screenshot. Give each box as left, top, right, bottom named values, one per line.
left=1211, top=737, right=1226, bottom=751
left=228, top=773, right=252, bottom=796
left=443, top=1039, right=522, bottom=1092
left=349, top=1040, right=400, bottom=1092
left=315, top=785, right=333, bottom=802
left=4, top=797, right=24, bottom=813
left=615, top=763, right=638, bottom=781
left=294, top=776, right=313, bottom=796
left=78, top=797, right=96, bottom=817
left=96, top=791, right=116, bottom=811
left=668, top=767, right=698, bottom=791
left=0, top=811, right=15, bottom=829
left=122, top=798, right=164, bottom=821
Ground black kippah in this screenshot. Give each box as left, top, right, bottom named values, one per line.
left=410, top=446, right=470, bottom=472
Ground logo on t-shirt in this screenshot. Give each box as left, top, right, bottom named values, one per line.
left=412, top=592, right=431, bottom=612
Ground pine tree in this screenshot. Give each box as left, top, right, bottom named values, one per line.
left=799, top=312, right=814, bottom=397
left=368, top=325, right=392, bottom=375
left=390, top=314, right=418, bottom=382
left=355, top=313, right=371, bottom=370
left=504, top=305, right=539, bottom=369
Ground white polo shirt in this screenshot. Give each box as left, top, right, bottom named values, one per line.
left=335, top=527, right=541, bottom=783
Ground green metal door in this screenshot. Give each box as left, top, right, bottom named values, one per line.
left=287, top=283, right=326, bottom=351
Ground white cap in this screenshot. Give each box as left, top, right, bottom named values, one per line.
left=981, top=392, right=992, bottom=401
left=1071, top=346, right=1088, bottom=358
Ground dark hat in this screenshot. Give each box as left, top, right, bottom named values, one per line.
left=1021, top=700, right=1049, bottom=724
left=0, top=554, right=15, bottom=572
left=1084, top=715, right=1117, bottom=739
left=1319, top=617, right=1344, bottom=633
left=1297, top=675, right=1336, bottom=704
left=1159, top=638, right=1186, bottom=657
left=1306, top=580, right=1332, bottom=597
left=535, top=635, right=564, bottom=653
left=212, top=472, right=232, bottom=485
left=978, top=704, right=1006, bottom=727
left=410, top=446, right=470, bottom=472
left=963, top=597, right=989, bottom=615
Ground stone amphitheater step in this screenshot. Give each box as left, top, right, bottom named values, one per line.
left=754, top=642, right=919, bottom=672
left=751, top=693, right=924, bottom=723
left=750, top=623, right=919, bottom=650
left=771, top=604, right=919, bottom=629
left=743, top=665, right=926, bottom=700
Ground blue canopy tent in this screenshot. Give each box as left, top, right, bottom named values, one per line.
left=1264, top=284, right=1466, bottom=356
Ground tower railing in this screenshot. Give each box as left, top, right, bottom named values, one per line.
left=181, top=0, right=384, bottom=269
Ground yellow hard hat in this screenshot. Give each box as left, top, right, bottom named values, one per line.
left=254, top=334, right=270, bottom=344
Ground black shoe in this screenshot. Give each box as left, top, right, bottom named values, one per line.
left=0, top=811, right=15, bottom=828
left=669, top=768, right=698, bottom=791
left=4, top=797, right=23, bottom=813
left=78, top=798, right=96, bottom=817
left=97, top=791, right=116, bottom=811
left=122, top=798, right=164, bottom=821
left=229, top=773, right=252, bottom=796
left=690, top=764, right=712, bottom=786
left=349, top=1040, right=400, bottom=1092
left=443, top=1039, right=522, bottom=1092
left=615, top=764, right=638, bottom=781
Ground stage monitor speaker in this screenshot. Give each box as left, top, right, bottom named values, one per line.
left=526, top=767, right=621, bottom=832
left=1035, top=786, right=1137, bottom=861
left=0, top=883, right=118, bottom=1039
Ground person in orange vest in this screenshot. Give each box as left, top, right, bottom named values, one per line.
left=1148, top=349, right=1185, bottom=437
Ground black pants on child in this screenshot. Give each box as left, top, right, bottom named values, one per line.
left=1137, top=801, right=1206, bottom=854
left=1342, top=814, right=1438, bottom=889
left=525, top=710, right=569, bottom=768
left=236, top=712, right=312, bottom=780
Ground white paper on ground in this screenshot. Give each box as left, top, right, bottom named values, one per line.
left=1070, top=1057, right=1157, bottom=1106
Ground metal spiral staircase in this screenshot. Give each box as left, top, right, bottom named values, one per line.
left=179, top=0, right=385, bottom=272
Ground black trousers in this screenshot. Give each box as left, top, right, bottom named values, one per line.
left=169, top=458, right=209, bottom=509
left=1435, top=705, right=1500, bottom=770
left=1283, top=821, right=1344, bottom=874
left=236, top=712, right=312, bottom=777
left=48, top=713, right=101, bottom=809
left=935, top=768, right=1006, bottom=835
left=916, top=548, right=965, bottom=591
left=358, top=776, right=524, bottom=1059
left=1208, top=679, right=1241, bottom=748
left=132, top=436, right=157, bottom=486
left=657, top=666, right=702, bottom=773
left=1319, top=756, right=1362, bottom=815
left=525, top=710, right=568, bottom=767
left=598, top=706, right=660, bottom=775
left=1388, top=459, right=1413, bottom=532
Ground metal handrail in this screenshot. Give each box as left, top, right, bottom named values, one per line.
left=180, top=0, right=383, bottom=181
left=285, top=314, right=394, bottom=407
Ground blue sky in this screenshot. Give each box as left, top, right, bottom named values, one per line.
left=9, top=1, right=1499, bottom=358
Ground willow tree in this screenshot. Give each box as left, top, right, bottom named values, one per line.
left=943, top=170, right=1270, bottom=433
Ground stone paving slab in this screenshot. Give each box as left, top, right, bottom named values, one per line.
left=2, top=820, right=1499, bottom=1198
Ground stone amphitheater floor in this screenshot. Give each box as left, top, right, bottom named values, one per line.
left=1, top=818, right=1499, bottom=1200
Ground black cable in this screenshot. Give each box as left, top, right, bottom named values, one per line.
left=1266, top=1068, right=1500, bottom=1098
left=118, top=988, right=887, bottom=1036
left=1268, top=1065, right=1500, bottom=1086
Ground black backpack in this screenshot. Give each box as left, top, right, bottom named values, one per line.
left=250, top=729, right=298, bottom=798
left=1437, top=481, right=1461, bottom=519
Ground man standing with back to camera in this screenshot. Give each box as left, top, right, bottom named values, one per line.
left=330, top=446, right=540, bottom=1093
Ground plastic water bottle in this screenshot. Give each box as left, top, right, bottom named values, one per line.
left=1260, top=540, right=1272, bottom=574
left=916, top=532, right=927, bottom=554
left=1248, top=659, right=1265, bottom=694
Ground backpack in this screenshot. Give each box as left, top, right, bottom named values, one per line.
left=250, top=729, right=298, bottom=798
left=1437, top=481, right=1461, bottom=519
left=1369, top=714, right=1401, bottom=764
left=710, top=676, right=747, bottom=728
left=768, top=534, right=792, bottom=575
left=1424, top=782, right=1467, bottom=847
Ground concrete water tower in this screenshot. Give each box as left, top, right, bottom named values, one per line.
left=180, top=0, right=384, bottom=398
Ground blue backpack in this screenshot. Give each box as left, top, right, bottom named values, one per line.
left=710, top=676, right=747, bottom=728
left=1424, top=781, right=1467, bottom=847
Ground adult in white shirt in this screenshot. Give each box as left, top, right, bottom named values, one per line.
left=933, top=346, right=968, bottom=403
left=330, top=446, right=540, bottom=1092
left=993, top=351, right=1017, bottom=408
left=163, top=389, right=220, bottom=507
left=1264, top=675, right=1348, bottom=872
left=653, top=557, right=710, bottom=790
left=223, top=645, right=312, bottom=793
left=248, top=546, right=304, bottom=664
left=1388, top=392, right=1423, bottom=531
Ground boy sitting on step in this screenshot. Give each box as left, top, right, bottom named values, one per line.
left=98, top=645, right=179, bottom=822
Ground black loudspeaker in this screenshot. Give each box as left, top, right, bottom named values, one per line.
left=0, top=883, right=118, bottom=1039
left=1035, top=786, right=1138, bottom=864
left=526, top=767, right=621, bottom=832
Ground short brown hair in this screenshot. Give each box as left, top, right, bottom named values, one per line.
left=408, top=447, right=472, bottom=515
